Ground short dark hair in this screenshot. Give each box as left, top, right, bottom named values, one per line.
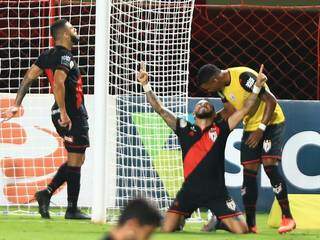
left=118, top=198, right=162, bottom=227
left=197, top=64, right=221, bottom=85
left=50, top=19, right=68, bottom=41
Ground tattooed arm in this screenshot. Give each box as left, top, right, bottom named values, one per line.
left=2, top=64, right=42, bottom=121
left=138, top=63, right=177, bottom=131
left=15, top=64, right=43, bottom=106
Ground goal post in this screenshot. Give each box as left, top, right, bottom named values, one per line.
left=91, top=0, right=111, bottom=224
left=0, top=0, right=195, bottom=221
left=94, top=0, right=196, bottom=222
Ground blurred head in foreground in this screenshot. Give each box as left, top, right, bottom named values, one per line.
left=104, top=198, right=162, bottom=240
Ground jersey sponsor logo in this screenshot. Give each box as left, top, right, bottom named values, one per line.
left=187, top=125, right=197, bottom=137
left=245, top=77, right=255, bottom=89
left=226, top=198, right=236, bottom=211
left=229, top=93, right=236, bottom=102
left=263, top=139, right=272, bottom=152
left=61, top=55, right=71, bottom=67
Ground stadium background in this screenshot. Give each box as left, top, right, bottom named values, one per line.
left=0, top=1, right=319, bottom=239
left=1, top=0, right=319, bottom=100
left=0, top=0, right=319, bottom=204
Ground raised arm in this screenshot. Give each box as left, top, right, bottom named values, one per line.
left=137, top=62, right=177, bottom=131
left=2, top=64, right=42, bottom=121
left=228, top=64, right=267, bottom=130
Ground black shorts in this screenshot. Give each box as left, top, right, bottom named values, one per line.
left=241, top=122, right=285, bottom=165
left=168, top=187, right=242, bottom=220
left=51, top=109, right=90, bottom=153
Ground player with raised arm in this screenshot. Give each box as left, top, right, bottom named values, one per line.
left=197, top=64, right=296, bottom=234
left=138, top=63, right=267, bottom=234
left=3, top=19, right=90, bottom=219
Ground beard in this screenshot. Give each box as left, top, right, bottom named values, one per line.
left=195, top=109, right=214, bottom=119
left=71, top=34, right=80, bottom=44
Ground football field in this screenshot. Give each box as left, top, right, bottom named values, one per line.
left=1, top=214, right=319, bottom=240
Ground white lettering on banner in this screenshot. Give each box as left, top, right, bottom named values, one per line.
left=224, top=129, right=243, bottom=187
left=224, top=130, right=319, bottom=190
left=282, top=131, right=320, bottom=190
left=224, top=129, right=272, bottom=188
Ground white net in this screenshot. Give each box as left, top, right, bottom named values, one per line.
left=106, top=0, right=195, bottom=220
left=0, top=0, right=95, bottom=215
left=0, top=0, right=196, bottom=220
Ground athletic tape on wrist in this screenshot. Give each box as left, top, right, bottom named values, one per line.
left=252, top=85, right=261, bottom=94
left=143, top=83, right=152, bottom=92
left=258, top=123, right=267, bottom=131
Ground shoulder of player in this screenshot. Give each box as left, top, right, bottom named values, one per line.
left=37, top=49, right=51, bottom=59
left=214, top=114, right=231, bottom=132
left=55, top=47, right=74, bottom=59
left=177, top=118, right=192, bottom=129
left=239, top=70, right=258, bottom=92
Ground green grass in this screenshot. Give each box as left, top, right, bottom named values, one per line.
left=0, top=214, right=319, bottom=240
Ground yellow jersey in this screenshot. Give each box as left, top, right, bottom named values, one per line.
left=219, top=67, right=285, bottom=131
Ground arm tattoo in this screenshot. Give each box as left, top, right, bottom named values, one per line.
left=146, top=90, right=177, bottom=131
left=15, top=76, right=34, bottom=106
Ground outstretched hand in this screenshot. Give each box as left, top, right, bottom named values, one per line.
left=255, top=64, right=267, bottom=88
left=137, top=62, right=149, bottom=85
left=1, top=106, right=19, bottom=123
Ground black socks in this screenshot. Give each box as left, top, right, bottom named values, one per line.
left=242, top=169, right=258, bottom=227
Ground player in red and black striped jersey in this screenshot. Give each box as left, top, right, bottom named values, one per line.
left=4, top=19, right=89, bottom=219
left=137, top=63, right=267, bottom=234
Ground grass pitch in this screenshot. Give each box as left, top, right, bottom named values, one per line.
left=1, top=214, right=320, bottom=240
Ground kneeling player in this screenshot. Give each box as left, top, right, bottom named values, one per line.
left=137, top=63, right=267, bottom=233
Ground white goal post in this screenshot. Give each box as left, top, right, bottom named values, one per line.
left=92, top=0, right=195, bottom=222
left=0, top=0, right=195, bottom=222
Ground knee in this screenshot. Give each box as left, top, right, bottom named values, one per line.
left=231, top=224, right=249, bottom=234
left=161, top=225, right=176, bottom=233
left=243, top=163, right=260, bottom=172
left=262, top=157, right=278, bottom=166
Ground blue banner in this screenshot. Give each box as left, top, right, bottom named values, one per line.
left=188, top=98, right=320, bottom=211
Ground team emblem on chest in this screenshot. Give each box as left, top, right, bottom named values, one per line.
left=229, top=93, right=236, bottom=102
left=208, top=126, right=218, bottom=142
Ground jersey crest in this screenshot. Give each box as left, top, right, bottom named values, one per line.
left=263, top=139, right=272, bottom=153
left=208, top=127, right=218, bottom=142
left=226, top=199, right=236, bottom=211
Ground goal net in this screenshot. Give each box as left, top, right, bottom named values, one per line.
left=0, top=0, right=95, bottom=216
left=105, top=0, right=195, bottom=220
left=0, top=0, right=195, bottom=220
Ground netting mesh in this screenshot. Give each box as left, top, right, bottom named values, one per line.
left=0, top=0, right=195, bottom=220
left=1, top=1, right=319, bottom=219
left=0, top=1, right=95, bottom=94
left=107, top=0, right=194, bottom=218
left=0, top=0, right=95, bottom=215
left=189, top=5, right=320, bottom=100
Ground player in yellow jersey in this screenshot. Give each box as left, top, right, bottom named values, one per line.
left=197, top=64, right=296, bottom=234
